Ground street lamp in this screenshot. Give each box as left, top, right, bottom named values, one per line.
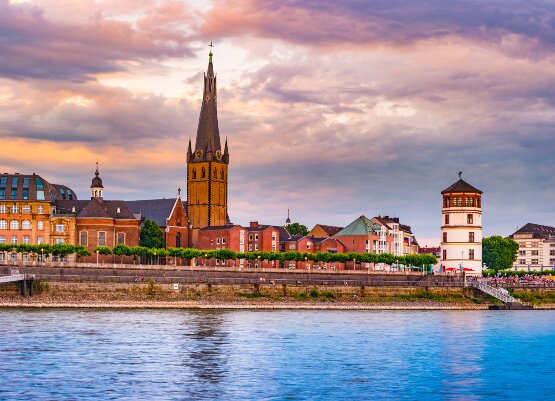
left=96, top=250, right=99, bottom=267
left=258, top=255, right=261, bottom=269
left=153, top=251, right=157, bottom=266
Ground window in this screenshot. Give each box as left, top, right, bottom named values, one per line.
left=254, top=244, right=259, bottom=250
left=11, top=204, right=18, bottom=213
left=10, top=189, right=17, bottom=200
left=60, top=188, right=66, bottom=200
left=0, top=205, right=5, bottom=213
left=176, top=232, right=181, bottom=248
left=307, top=242, right=311, bottom=249
left=67, top=189, right=73, bottom=200
left=0, top=189, right=5, bottom=200
left=469, top=232, right=475, bottom=242
left=519, top=259, right=526, bottom=264
left=532, top=259, right=539, bottom=265
left=0, top=235, right=5, bottom=243
left=531, top=250, right=539, bottom=256
left=550, top=250, right=555, bottom=256
left=0, top=253, right=3, bottom=261
left=519, top=250, right=526, bottom=256
left=22, top=189, right=29, bottom=200
left=37, top=236, right=43, bottom=245
left=220, top=168, right=224, bottom=179
left=56, top=238, right=65, bottom=245
left=10, top=220, right=19, bottom=230
left=117, top=232, right=125, bottom=245
left=38, top=220, right=44, bottom=230
left=98, top=232, right=106, bottom=246
left=80, top=231, right=88, bottom=246
left=23, top=235, right=29, bottom=245
left=445, top=214, right=449, bottom=224
left=11, top=236, right=17, bottom=244
left=22, top=220, right=31, bottom=230
left=35, top=177, right=43, bottom=189
left=221, top=237, right=226, bottom=244
left=445, top=198, right=450, bottom=208
left=216, top=238, right=220, bottom=244
left=201, top=167, right=206, bottom=178
left=249, top=234, right=253, bottom=241
left=467, top=214, right=473, bottom=224
left=248, top=244, right=253, bottom=251
left=55, top=224, right=65, bottom=232
left=289, top=244, right=296, bottom=250
left=443, top=232, right=447, bottom=243
left=469, top=249, right=475, bottom=260
left=0, top=220, right=6, bottom=229
left=255, top=234, right=259, bottom=240
left=192, top=168, right=197, bottom=179
left=22, top=205, right=31, bottom=213
left=455, top=197, right=462, bottom=207
left=443, top=249, right=447, bottom=260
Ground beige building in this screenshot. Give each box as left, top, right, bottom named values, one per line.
left=509, top=223, right=555, bottom=270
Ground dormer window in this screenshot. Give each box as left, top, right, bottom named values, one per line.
left=117, top=207, right=121, bottom=213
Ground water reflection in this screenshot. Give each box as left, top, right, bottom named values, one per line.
left=178, top=311, right=229, bottom=398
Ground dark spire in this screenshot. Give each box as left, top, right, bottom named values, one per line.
left=193, top=42, right=222, bottom=162
left=91, top=162, right=103, bottom=189
left=223, top=137, right=229, bottom=163
left=286, top=209, right=291, bottom=224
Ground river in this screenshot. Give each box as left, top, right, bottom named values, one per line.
left=0, top=309, right=554, bottom=400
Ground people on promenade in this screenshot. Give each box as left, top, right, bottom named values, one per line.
left=485, top=274, right=555, bottom=288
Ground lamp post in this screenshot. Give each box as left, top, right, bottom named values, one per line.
left=258, top=255, right=261, bottom=269
left=41, top=248, right=44, bottom=265
left=96, top=250, right=99, bottom=267
left=154, top=251, right=157, bottom=266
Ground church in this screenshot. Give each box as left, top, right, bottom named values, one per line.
left=128, top=47, right=230, bottom=248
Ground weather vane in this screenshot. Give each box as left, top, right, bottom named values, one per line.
left=458, top=171, right=462, bottom=179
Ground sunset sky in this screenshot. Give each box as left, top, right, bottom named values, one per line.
left=1, top=0, right=554, bottom=245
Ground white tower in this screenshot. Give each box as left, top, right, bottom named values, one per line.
left=440, top=172, right=483, bottom=275
left=90, top=162, right=104, bottom=200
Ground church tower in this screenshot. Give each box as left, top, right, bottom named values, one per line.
left=187, top=46, right=229, bottom=231
left=90, top=162, right=104, bottom=200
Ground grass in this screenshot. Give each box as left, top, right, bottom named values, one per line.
left=512, top=290, right=555, bottom=305
left=362, top=290, right=468, bottom=304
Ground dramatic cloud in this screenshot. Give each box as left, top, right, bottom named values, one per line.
left=1, top=0, right=555, bottom=243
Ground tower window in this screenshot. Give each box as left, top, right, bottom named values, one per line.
left=469, top=232, right=475, bottom=242
left=202, top=167, right=206, bottom=178
left=213, top=167, right=217, bottom=177
left=443, top=232, right=447, bottom=243
left=445, top=214, right=449, bottom=224
left=469, top=249, right=475, bottom=260
left=467, top=214, right=473, bottom=224
left=192, top=168, right=197, bottom=179
left=220, top=168, right=224, bottom=179
left=443, top=249, right=447, bottom=260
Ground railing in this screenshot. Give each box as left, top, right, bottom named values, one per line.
left=473, top=280, right=518, bottom=304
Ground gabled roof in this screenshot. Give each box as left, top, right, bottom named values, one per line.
left=372, top=217, right=392, bottom=230
left=334, top=215, right=380, bottom=236
left=509, top=223, right=555, bottom=240
left=311, top=224, right=344, bottom=236
left=273, top=226, right=290, bottom=240
left=126, top=198, right=187, bottom=227
left=441, top=179, right=482, bottom=194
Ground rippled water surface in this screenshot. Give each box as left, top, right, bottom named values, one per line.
left=1, top=309, right=554, bottom=400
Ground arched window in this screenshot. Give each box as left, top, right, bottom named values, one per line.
left=22, top=220, right=31, bottom=230
left=202, top=167, right=206, bottom=178
left=176, top=232, right=182, bottom=248
left=220, top=168, right=224, bottom=179
left=192, top=168, right=197, bottom=179
left=10, top=220, right=19, bottom=230
left=213, top=167, right=217, bottom=177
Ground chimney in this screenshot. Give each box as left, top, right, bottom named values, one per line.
left=250, top=221, right=259, bottom=228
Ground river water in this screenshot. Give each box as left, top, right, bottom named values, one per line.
left=0, top=309, right=554, bottom=400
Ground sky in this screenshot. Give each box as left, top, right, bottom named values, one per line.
left=1, top=0, right=554, bottom=246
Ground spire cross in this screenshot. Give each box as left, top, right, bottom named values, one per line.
left=458, top=171, right=462, bottom=179
left=208, top=41, right=214, bottom=63
left=177, top=188, right=181, bottom=196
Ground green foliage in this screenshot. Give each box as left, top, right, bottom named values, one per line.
left=285, top=223, right=309, bottom=236
left=94, top=246, right=112, bottom=255
left=140, top=219, right=165, bottom=249
left=482, top=236, right=519, bottom=271
left=310, top=288, right=320, bottom=298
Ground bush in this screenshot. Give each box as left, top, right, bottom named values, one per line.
left=310, top=288, right=319, bottom=298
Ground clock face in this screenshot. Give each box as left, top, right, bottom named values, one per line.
left=215, top=150, right=222, bottom=160
left=195, top=150, right=203, bottom=158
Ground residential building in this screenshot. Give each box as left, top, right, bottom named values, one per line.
left=440, top=173, right=483, bottom=275
left=372, top=216, right=419, bottom=256
left=333, top=215, right=382, bottom=269
left=419, top=246, right=441, bottom=258
left=508, top=223, right=555, bottom=270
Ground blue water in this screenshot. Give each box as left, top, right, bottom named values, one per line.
left=0, top=310, right=554, bottom=400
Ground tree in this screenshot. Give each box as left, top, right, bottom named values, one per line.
left=482, top=236, right=519, bottom=271
left=140, top=219, right=165, bottom=249
left=285, top=223, right=308, bottom=236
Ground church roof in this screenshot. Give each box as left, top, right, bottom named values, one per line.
left=335, top=215, right=381, bottom=236
left=441, top=178, right=482, bottom=194
left=126, top=198, right=187, bottom=227
left=55, top=199, right=136, bottom=219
